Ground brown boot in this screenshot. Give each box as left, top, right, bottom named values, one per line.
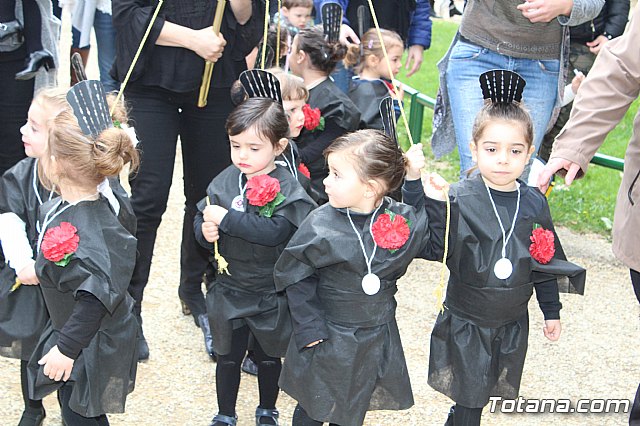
left=69, top=47, right=90, bottom=86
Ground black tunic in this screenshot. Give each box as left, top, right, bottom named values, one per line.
left=0, top=158, right=51, bottom=361
left=296, top=78, right=362, bottom=201
left=348, top=77, right=395, bottom=130
left=275, top=139, right=322, bottom=203
left=273, top=194, right=447, bottom=426
left=27, top=197, right=138, bottom=418
left=428, top=176, right=586, bottom=408
left=197, top=165, right=316, bottom=357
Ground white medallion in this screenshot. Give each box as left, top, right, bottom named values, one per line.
left=362, top=273, right=381, bottom=295
left=494, top=257, right=513, bottom=280
left=231, top=195, right=244, bottom=212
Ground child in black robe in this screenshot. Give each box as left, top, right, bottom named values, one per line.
left=345, top=28, right=404, bottom=130
left=274, top=129, right=449, bottom=426
left=426, top=71, right=586, bottom=425
left=288, top=25, right=362, bottom=202
left=194, top=97, right=316, bottom=426
left=25, top=81, right=139, bottom=425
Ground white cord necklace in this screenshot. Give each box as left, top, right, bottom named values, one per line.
left=231, top=172, right=247, bottom=212
left=33, top=159, right=55, bottom=233
left=346, top=202, right=383, bottom=295
left=484, top=182, right=520, bottom=279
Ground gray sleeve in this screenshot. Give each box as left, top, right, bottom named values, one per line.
left=558, top=0, right=605, bottom=26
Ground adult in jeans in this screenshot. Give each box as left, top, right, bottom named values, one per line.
left=431, top=0, right=604, bottom=179
left=538, top=6, right=640, bottom=423
left=112, top=0, right=263, bottom=360
left=538, top=0, right=629, bottom=162
left=313, top=0, right=432, bottom=92
left=70, top=0, right=120, bottom=92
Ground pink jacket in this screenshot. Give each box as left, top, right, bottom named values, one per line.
left=551, top=5, right=640, bottom=272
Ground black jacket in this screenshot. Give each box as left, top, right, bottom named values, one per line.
left=570, top=0, right=629, bottom=43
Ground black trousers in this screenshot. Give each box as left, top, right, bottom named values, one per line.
left=125, top=85, right=233, bottom=318
left=0, top=56, right=32, bottom=175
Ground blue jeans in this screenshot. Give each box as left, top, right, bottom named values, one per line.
left=72, top=11, right=119, bottom=92
left=446, top=39, right=559, bottom=179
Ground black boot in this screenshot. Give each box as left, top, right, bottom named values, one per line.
left=18, top=407, right=45, bottom=426
left=15, top=50, right=55, bottom=80
left=445, top=405, right=454, bottom=426
left=135, top=313, right=149, bottom=362
left=197, top=313, right=216, bottom=361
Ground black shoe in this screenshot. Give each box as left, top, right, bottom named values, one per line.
left=18, top=407, right=45, bottom=426
left=209, top=413, right=237, bottom=426
left=241, top=354, right=258, bottom=376
left=255, top=407, right=279, bottom=426
left=0, top=20, right=22, bottom=41
left=197, top=313, right=216, bottom=361
left=135, top=313, right=149, bottom=361
left=15, top=50, right=55, bottom=80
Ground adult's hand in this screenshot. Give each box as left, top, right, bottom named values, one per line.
left=586, top=35, right=609, bottom=54
left=190, top=29, right=227, bottom=62
left=405, top=45, right=424, bottom=77
left=537, top=157, right=582, bottom=193
left=339, top=24, right=360, bottom=47
left=517, top=0, right=573, bottom=23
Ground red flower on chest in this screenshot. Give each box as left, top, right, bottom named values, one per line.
left=41, top=222, right=79, bottom=267
left=371, top=210, right=411, bottom=252
left=302, top=104, right=325, bottom=131
left=298, top=162, right=311, bottom=179
left=529, top=226, right=555, bottom=264
left=245, top=174, right=286, bottom=217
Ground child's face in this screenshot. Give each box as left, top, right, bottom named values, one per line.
left=324, top=151, right=378, bottom=212
left=20, top=102, right=49, bottom=158
left=471, top=120, right=535, bottom=191
left=373, top=45, right=403, bottom=79
left=230, top=126, right=285, bottom=178
left=282, top=6, right=312, bottom=29
left=283, top=99, right=306, bottom=137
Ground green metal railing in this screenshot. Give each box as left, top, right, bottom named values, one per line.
left=402, top=84, right=625, bottom=172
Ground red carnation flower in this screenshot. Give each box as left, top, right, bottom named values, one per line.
left=371, top=210, right=411, bottom=252
left=302, top=104, right=325, bottom=131
left=246, top=174, right=286, bottom=217
left=41, top=222, right=79, bottom=267
left=298, top=162, right=311, bottom=179
left=529, top=227, right=555, bottom=264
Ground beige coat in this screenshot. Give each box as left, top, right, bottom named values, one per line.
left=551, top=5, right=640, bottom=272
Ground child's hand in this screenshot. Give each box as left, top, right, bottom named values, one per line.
left=305, top=339, right=324, bottom=348
left=390, top=84, right=404, bottom=101
left=571, top=72, right=585, bottom=94
left=405, top=143, right=425, bottom=181
left=422, top=172, right=449, bottom=201
left=38, top=345, right=74, bottom=381
left=203, top=205, right=228, bottom=225
left=17, top=261, right=39, bottom=285
left=543, top=319, right=562, bottom=341
left=202, top=221, right=220, bottom=243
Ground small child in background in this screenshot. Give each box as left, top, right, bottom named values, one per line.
left=195, top=94, right=316, bottom=426
left=289, top=25, right=362, bottom=202
left=345, top=28, right=404, bottom=129
left=273, top=0, right=314, bottom=36
left=274, top=129, right=449, bottom=426
left=27, top=81, right=139, bottom=426
left=427, top=71, right=585, bottom=425
left=269, top=67, right=320, bottom=202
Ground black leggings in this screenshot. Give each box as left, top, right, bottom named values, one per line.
left=20, top=360, right=42, bottom=411
left=292, top=404, right=340, bottom=426
left=216, top=325, right=281, bottom=417
left=453, top=404, right=482, bottom=426
left=58, top=383, right=109, bottom=426
left=630, top=270, right=640, bottom=425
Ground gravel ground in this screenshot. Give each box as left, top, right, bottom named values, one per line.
left=1, top=150, right=638, bottom=426
left=1, top=12, right=638, bottom=426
